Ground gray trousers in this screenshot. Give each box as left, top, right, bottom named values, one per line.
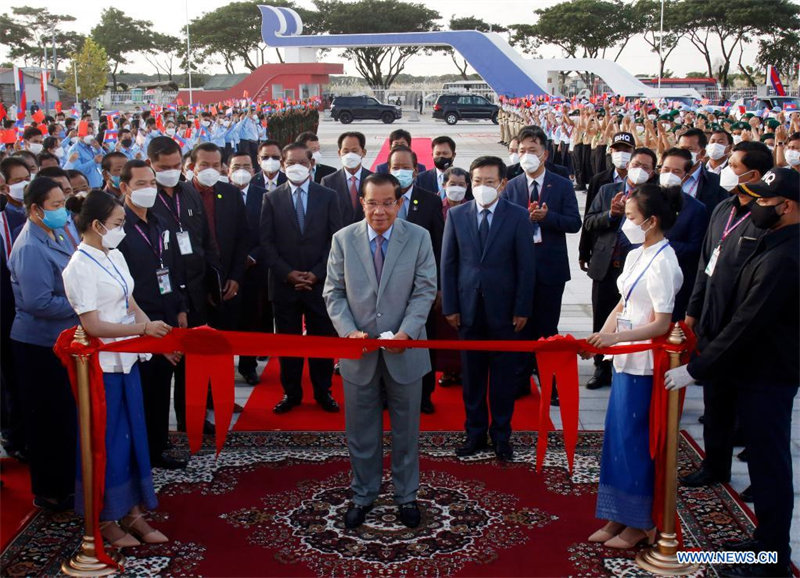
left=343, top=354, right=422, bottom=506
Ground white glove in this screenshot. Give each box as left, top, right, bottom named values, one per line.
left=379, top=331, right=395, bottom=340
left=664, top=364, right=695, bottom=391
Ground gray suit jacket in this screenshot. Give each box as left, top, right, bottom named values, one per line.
left=324, top=218, right=437, bottom=385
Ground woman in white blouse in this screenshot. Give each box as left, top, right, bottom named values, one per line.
left=62, top=191, right=173, bottom=548
left=583, top=183, right=684, bottom=549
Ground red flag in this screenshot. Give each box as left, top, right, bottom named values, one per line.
left=155, top=114, right=165, bottom=132
left=55, top=101, right=62, bottom=113
left=176, top=98, right=184, bottom=106
left=0, top=129, right=16, bottom=144
left=32, top=109, right=45, bottom=123
left=77, top=120, right=90, bottom=137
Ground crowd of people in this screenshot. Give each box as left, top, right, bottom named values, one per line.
left=0, top=96, right=797, bottom=576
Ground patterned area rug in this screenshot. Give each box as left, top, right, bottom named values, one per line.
left=0, top=431, right=761, bottom=577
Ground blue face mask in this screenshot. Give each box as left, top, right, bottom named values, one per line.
left=41, top=207, right=69, bottom=230
left=111, top=175, right=121, bottom=188
left=391, top=169, right=414, bottom=189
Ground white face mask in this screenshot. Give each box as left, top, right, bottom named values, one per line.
left=217, top=175, right=229, bottom=184
left=166, top=127, right=176, bottom=137
left=647, top=114, right=656, bottom=121
left=54, top=147, right=64, bottom=159
left=508, top=152, right=519, bottom=165
left=706, top=143, right=727, bottom=161
left=100, top=223, right=126, bottom=249
left=83, top=135, right=95, bottom=145
left=155, top=169, right=181, bottom=188
left=519, top=153, right=541, bottom=174
left=732, top=134, right=743, bottom=145
left=627, top=167, right=650, bottom=186
left=688, top=150, right=699, bottom=163
left=201, top=120, right=211, bottom=128
left=285, top=164, right=310, bottom=184
left=222, top=120, right=231, bottom=128
left=311, top=150, right=322, bottom=163
left=472, top=185, right=499, bottom=207
left=8, top=180, right=29, bottom=201
left=260, top=158, right=281, bottom=174
left=131, top=186, right=158, bottom=208
left=611, top=150, right=632, bottom=169
left=719, top=166, right=752, bottom=192
left=659, top=172, right=682, bottom=188
left=341, top=152, right=362, bottom=170
left=445, top=185, right=467, bottom=202
left=28, top=142, right=43, bottom=155
left=621, top=217, right=650, bottom=245
left=251, top=115, right=259, bottom=121
left=230, top=169, right=252, bottom=187
left=196, top=168, right=220, bottom=187
left=786, top=149, right=800, bottom=167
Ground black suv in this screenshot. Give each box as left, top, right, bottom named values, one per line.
left=330, top=96, right=403, bottom=124
left=433, top=94, right=499, bottom=125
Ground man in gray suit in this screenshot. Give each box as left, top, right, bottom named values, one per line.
left=324, top=173, right=437, bottom=530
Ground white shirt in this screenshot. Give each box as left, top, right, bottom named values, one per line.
left=705, top=159, right=728, bottom=175
left=612, top=239, right=683, bottom=375
left=240, top=183, right=250, bottom=203
left=62, top=242, right=141, bottom=374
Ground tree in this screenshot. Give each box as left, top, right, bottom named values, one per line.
left=446, top=17, right=507, bottom=79
left=756, top=29, right=800, bottom=87
left=632, top=0, right=686, bottom=80
left=144, top=34, right=184, bottom=81
left=3, top=6, right=78, bottom=77
left=313, top=0, right=442, bottom=88
left=91, top=8, right=159, bottom=91
left=71, top=38, right=109, bottom=100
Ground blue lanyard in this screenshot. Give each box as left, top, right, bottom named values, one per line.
left=78, top=249, right=130, bottom=309
left=623, top=242, right=670, bottom=309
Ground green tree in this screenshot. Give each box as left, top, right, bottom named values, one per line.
left=91, top=7, right=158, bottom=91
left=756, top=30, right=800, bottom=87
left=446, top=17, right=507, bottom=79
left=632, top=0, right=686, bottom=80
left=71, top=38, right=109, bottom=100
left=3, top=6, right=78, bottom=77
left=313, top=0, right=442, bottom=88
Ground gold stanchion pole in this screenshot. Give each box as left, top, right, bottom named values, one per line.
left=62, top=327, right=123, bottom=577
left=636, top=323, right=698, bottom=575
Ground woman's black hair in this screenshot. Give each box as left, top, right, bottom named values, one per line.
left=629, top=183, right=683, bottom=231
left=24, top=177, right=62, bottom=214
left=74, top=190, right=123, bottom=234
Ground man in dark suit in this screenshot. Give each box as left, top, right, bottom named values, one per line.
left=502, top=126, right=581, bottom=405
left=261, top=143, right=343, bottom=414
left=227, top=150, right=271, bottom=385
left=507, top=133, right=571, bottom=181
left=295, top=131, right=337, bottom=183
left=416, top=136, right=457, bottom=198
left=374, top=129, right=427, bottom=174
left=252, top=140, right=287, bottom=191
left=579, top=132, right=636, bottom=272
left=321, top=131, right=373, bottom=226
left=442, top=156, right=535, bottom=461
left=582, top=146, right=657, bottom=389
left=677, top=128, right=727, bottom=214
left=387, top=145, right=444, bottom=413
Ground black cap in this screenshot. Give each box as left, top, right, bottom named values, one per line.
left=611, top=132, right=635, bottom=150
left=740, top=168, right=800, bottom=202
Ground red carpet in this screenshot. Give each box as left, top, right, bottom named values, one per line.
left=233, top=360, right=546, bottom=432
left=369, top=137, right=434, bottom=172
left=0, top=458, right=34, bottom=551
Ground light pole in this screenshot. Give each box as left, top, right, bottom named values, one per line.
left=185, top=0, right=193, bottom=106
left=657, top=0, right=665, bottom=93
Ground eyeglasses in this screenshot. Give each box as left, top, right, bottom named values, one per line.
left=363, top=200, right=399, bottom=208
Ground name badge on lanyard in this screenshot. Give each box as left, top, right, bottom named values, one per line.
left=156, top=267, right=173, bottom=294
left=176, top=230, right=193, bottom=255
left=705, top=245, right=721, bottom=277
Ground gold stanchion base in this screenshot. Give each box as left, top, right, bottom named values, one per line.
left=61, top=537, right=124, bottom=577
left=636, top=545, right=699, bottom=576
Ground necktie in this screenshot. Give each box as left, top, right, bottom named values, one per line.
left=400, top=196, right=409, bottom=220
left=373, top=234, right=384, bottom=283
left=294, top=189, right=305, bottom=233
left=530, top=180, right=540, bottom=205
left=479, top=209, right=490, bottom=252
left=349, top=176, right=358, bottom=209
left=267, top=181, right=275, bottom=192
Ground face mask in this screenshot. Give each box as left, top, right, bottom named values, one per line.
left=767, top=145, right=775, bottom=152
left=100, top=223, right=126, bottom=249
left=786, top=149, right=800, bottom=167
left=285, top=164, right=310, bottom=184
left=445, top=185, right=467, bottom=202
left=391, top=169, right=414, bottom=189
left=155, top=169, right=181, bottom=188
left=120, top=138, right=133, bottom=148
left=627, top=167, right=650, bottom=186
left=54, top=147, right=64, bottom=159
left=8, top=180, right=29, bottom=201
left=647, top=114, right=656, bottom=121
left=341, top=152, right=362, bottom=170
left=196, top=168, right=220, bottom=187
left=166, top=128, right=176, bottom=137
left=123, top=124, right=130, bottom=130
left=472, top=185, right=499, bottom=207
left=519, top=153, right=541, bottom=174
left=706, top=143, right=727, bottom=161
left=83, top=135, right=94, bottom=145
left=201, top=120, right=211, bottom=128
left=732, top=134, right=743, bottom=145
left=687, top=151, right=698, bottom=163
left=621, top=217, right=651, bottom=244
left=40, top=206, right=68, bottom=230
left=218, top=175, right=229, bottom=184
left=508, top=152, right=519, bottom=165
left=222, top=120, right=231, bottom=128
left=311, top=151, right=322, bottom=163
left=611, top=150, right=632, bottom=169
left=28, top=142, right=43, bottom=155
left=719, top=166, right=752, bottom=192
left=260, top=158, right=281, bottom=174
left=433, top=156, right=453, bottom=171
left=130, top=186, right=158, bottom=208
left=659, top=172, right=682, bottom=188
left=749, top=201, right=784, bottom=229
left=230, top=169, right=252, bottom=186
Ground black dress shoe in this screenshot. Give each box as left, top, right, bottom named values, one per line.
left=398, top=501, right=421, bottom=528
left=739, top=485, right=753, bottom=502
left=33, top=494, right=75, bottom=512
left=722, top=537, right=759, bottom=551
left=273, top=396, right=301, bottom=414
left=494, top=441, right=514, bottom=462
left=722, top=563, right=792, bottom=577
left=316, top=393, right=340, bottom=413
left=737, top=448, right=749, bottom=462
left=151, top=454, right=188, bottom=470
left=438, top=373, right=460, bottom=387
left=679, top=468, right=728, bottom=487
left=239, top=370, right=260, bottom=386
left=344, top=503, right=372, bottom=529
left=455, top=437, right=490, bottom=457
left=420, top=397, right=435, bottom=414
left=586, top=366, right=612, bottom=390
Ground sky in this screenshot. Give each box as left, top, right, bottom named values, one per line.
left=1, top=0, right=775, bottom=82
